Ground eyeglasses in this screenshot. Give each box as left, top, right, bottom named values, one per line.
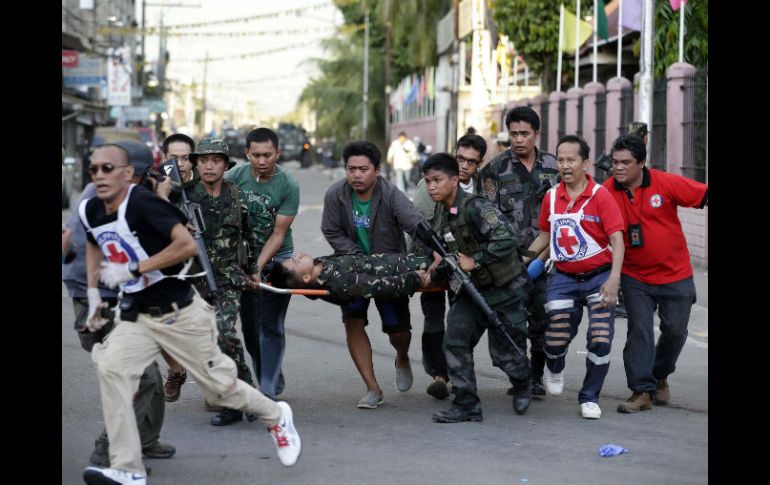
left=456, top=155, right=480, bottom=166
left=89, top=163, right=129, bottom=175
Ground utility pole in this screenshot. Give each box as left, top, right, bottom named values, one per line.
left=639, top=0, right=654, bottom=152
left=384, top=0, right=392, bottom=148
left=201, top=51, right=209, bottom=136
left=140, top=0, right=146, bottom=87
left=362, top=7, right=369, bottom=139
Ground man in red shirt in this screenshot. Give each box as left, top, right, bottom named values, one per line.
left=603, top=134, right=708, bottom=413
left=526, top=135, right=625, bottom=419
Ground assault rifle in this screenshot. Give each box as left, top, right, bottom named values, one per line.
left=415, top=220, right=525, bottom=359
left=161, top=160, right=221, bottom=307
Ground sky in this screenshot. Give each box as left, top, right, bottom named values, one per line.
left=139, top=0, right=340, bottom=119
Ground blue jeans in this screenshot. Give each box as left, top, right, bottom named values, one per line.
left=620, top=274, right=696, bottom=393
left=240, top=253, right=292, bottom=399
left=544, top=271, right=616, bottom=404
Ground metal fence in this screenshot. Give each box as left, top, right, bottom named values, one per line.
left=619, top=85, right=634, bottom=135
left=595, top=90, right=606, bottom=156
left=576, top=95, right=584, bottom=138
left=681, top=69, right=707, bottom=182
left=650, top=77, right=668, bottom=171
left=557, top=98, right=566, bottom=142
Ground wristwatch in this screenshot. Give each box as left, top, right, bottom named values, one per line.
left=128, top=260, right=142, bottom=278
left=473, top=260, right=481, bottom=271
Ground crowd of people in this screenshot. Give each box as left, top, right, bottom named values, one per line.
left=63, top=109, right=707, bottom=484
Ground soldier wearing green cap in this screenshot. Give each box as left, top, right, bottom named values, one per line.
left=183, top=137, right=264, bottom=426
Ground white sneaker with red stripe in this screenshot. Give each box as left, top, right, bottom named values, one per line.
left=267, top=401, right=302, bottom=466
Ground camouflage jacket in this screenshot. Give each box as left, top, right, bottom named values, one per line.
left=479, top=147, right=558, bottom=248
left=186, top=180, right=259, bottom=290
left=433, top=189, right=520, bottom=271
left=315, top=253, right=433, bottom=302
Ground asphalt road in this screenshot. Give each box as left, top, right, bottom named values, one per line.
left=62, top=162, right=708, bottom=484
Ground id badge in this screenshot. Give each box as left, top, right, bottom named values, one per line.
left=628, top=224, right=644, bottom=248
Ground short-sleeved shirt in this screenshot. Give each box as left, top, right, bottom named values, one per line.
left=603, top=167, right=708, bottom=284
left=225, top=163, right=300, bottom=256
left=82, top=185, right=190, bottom=307
left=352, top=194, right=372, bottom=255
left=539, top=175, right=625, bottom=274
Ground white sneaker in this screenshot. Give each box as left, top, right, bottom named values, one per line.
left=83, top=466, right=146, bottom=485
left=267, top=401, right=302, bottom=467
left=544, top=367, right=564, bottom=395
left=581, top=401, right=602, bottom=419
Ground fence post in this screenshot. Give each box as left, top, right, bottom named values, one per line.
left=666, top=62, right=696, bottom=176
left=548, top=91, right=566, bottom=154
left=566, top=87, right=583, bottom=137
left=582, top=82, right=605, bottom=178
left=605, top=77, right=632, bottom=154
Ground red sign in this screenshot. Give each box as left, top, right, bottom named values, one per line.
left=62, top=50, right=79, bottom=68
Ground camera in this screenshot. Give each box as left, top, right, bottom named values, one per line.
left=142, top=165, right=183, bottom=203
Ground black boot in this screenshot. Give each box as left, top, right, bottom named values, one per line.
left=89, top=435, right=110, bottom=467
left=512, top=381, right=532, bottom=415
left=210, top=408, right=243, bottom=426
left=432, top=404, right=483, bottom=423
left=530, top=350, right=546, bottom=397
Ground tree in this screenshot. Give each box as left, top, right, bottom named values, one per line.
left=299, top=0, right=451, bottom=149
left=492, top=0, right=591, bottom=93
left=653, top=0, right=707, bottom=76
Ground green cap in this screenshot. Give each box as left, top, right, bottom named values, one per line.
left=191, top=138, right=234, bottom=169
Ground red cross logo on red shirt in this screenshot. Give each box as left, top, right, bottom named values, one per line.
left=106, top=242, right=129, bottom=263
left=557, top=227, right=579, bottom=255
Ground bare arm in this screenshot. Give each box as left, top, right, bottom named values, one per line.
left=524, top=231, right=550, bottom=264
left=256, top=214, right=295, bottom=276
left=86, top=240, right=103, bottom=289
left=599, top=231, right=625, bottom=308
left=136, top=223, right=198, bottom=274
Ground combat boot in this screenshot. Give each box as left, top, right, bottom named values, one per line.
left=617, top=391, right=653, bottom=413
left=654, top=378, right=670, bottom=404
left=89, top=438, right=110, bottom=467
left=530, top=350, right=546, bottom=397
left=164, top=369, right=186, bottom=402
left=432, top=404, right=483, bottom=423
left=511, top=381, right=531, bottom=415
left=210, top=408, right=243, bottom=426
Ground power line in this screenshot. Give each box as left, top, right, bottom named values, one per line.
left=162, top=1, right=331, bottom=30
left=173, top=41, right=319, bottom=63
left=96, top=26, right=333, bottom=37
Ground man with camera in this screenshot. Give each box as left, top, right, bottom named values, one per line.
left=603, top=134, right=708, bottom=414
left=479, top=106, right=559, bottom=399
left=62, top=140, right=176, bottom=471
left=79, top=140, right=301, bottom=484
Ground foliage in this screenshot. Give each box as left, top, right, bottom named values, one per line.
left=299, top=0, right=451, bottom=148
left=653, top=0, right=708, bottom=76
left=491, top=0, right=591, bottom=93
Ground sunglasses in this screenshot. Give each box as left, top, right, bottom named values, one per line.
left=89, top=163, right=129, bottom=175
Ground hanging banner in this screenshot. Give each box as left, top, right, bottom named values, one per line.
left=107, top=46, right=132, bottom=106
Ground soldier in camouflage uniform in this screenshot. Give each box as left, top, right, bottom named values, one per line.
left=270, top=252, right=434, bottom=302
left=186, top=138, right=263, bottom=427
left=479, top=106, right=559, bottom=398
left=422, top=153, right=533, bottom=423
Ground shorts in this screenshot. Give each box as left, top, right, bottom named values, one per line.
left=341, top=296, right=412, bottom=334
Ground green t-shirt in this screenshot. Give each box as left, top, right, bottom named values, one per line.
left=351, top=194, right=372, bottom=255
left=224, top=163, right=300, bottom=256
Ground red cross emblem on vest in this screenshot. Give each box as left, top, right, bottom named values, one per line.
left=106, top=242, right=129, bottom=263
left=557, top=227, right=579, bottom=255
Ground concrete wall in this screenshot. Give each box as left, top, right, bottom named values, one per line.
left=391, top=118, right=438, bottom=151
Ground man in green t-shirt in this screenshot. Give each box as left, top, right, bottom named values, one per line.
left=321, top=141, right=426, bottom=409
left=225, top=128, right=300, bottom=400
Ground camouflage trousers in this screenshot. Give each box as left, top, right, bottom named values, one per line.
left=214, top=286, right=255, bottom=386
left=444, top=287, right=530, bottom=410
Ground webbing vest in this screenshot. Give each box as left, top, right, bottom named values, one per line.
left=433, top=194, right=525, bottom=289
